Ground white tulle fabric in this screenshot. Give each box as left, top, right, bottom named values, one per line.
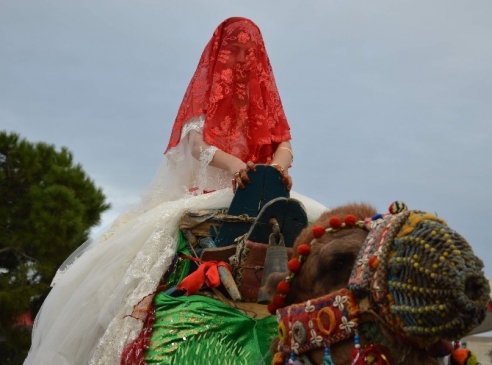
left=25, top=115, right=328, bottom=365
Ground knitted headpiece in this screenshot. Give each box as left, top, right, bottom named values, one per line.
left=348, top=210, right=490, bottom=348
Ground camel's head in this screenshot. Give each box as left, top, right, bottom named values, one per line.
left=265, top=202, right=490, bottom=365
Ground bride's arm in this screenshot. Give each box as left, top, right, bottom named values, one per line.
left=188, top=130, right=247, bottom=177
left=187, top=129, right=292, bottom=192
left=270, top=141, right=293, bottom=171
left=270, top=141, right=293, bottom=191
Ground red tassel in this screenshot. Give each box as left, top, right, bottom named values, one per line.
left=208, top=264, right=221, bottom=287
left=177, top=261, right=230, bottom=295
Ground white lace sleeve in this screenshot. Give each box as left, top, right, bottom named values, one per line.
left=199, top=145, right=218, bottom=165
left=162, top=114, right=231, bottom=193
left=181, top=115, right=218, bottom=167
left=180, top=114, right=219, bottom=165
left=180, top=115, right=205, bottom=140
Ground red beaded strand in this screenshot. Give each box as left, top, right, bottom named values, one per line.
left=267, top=214, right=362, bottom=314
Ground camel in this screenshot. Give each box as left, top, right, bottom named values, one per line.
left=264, top=202, right=490, bottom=365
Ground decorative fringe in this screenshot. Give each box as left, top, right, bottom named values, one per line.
left=323, top=347, right=334, bottom=365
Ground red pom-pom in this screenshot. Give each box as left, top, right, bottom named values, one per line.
left=369, top=255, right=379, bottom=269
left=312, top=225, right=325, bottom=238
left=450, top=348, right=473, bottom=365
left=277, top=281, right=290, bottom=295
left=273, top=294, right=286, bottom=308
left=267, top=302, right=277, bottom=315
left=344, top=214, right=357, bottom=227
left=329, top=216, right=343, bottom=229
left=297, top=244, right=311, bottom=256
left=288, top=258, right=302, bottom=273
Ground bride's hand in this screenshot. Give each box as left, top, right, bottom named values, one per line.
left=231, top=161, right=256, bottom=193
left=270, top=164, right=292, bottom=192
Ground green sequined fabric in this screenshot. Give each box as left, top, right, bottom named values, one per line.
left=145, top=293, right=276, bottom=365
left=163, top=230, right=191, bottom=288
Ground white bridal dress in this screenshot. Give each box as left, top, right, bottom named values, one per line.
left=24, top=115, right=328, bottom=365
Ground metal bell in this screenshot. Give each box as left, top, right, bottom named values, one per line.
left=257, top=231, right=288, bottom=303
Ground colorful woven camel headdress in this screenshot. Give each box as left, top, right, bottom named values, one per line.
left=348, top=207, right=489, bottom=347
left=271, top=202, right=490, bottom=363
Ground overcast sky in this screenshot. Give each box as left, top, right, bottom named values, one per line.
left=1, top=1, right=491, bottom=277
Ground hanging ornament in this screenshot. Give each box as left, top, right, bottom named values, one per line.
left=323, top=347, right=334, bottom=365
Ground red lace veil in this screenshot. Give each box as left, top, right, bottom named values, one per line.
left=165, top=17, right=291, bottom=164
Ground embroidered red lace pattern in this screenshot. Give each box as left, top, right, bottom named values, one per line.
left=165, top=17, right=291, bottom=164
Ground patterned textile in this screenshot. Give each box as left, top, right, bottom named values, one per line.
left=276, top=288, right=359, bottom=355
left=165, top=17, right=291, bottom=163
left=145, top=294, right=277, bottom=364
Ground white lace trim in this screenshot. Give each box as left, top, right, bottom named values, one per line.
left=195, top=145, right=218, bottom=194
left=166, top=115, right=205, bottom=163
left=180, top=115, right=205, bottom=140
left=199, top=145, right=218, bottom=165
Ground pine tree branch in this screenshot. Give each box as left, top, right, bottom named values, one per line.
left=0, top=247, right=13, bottom=255
left=0, top=247, right=37, bottom=262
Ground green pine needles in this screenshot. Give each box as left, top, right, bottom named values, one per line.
left=0, top=131, right=110, bottom=363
